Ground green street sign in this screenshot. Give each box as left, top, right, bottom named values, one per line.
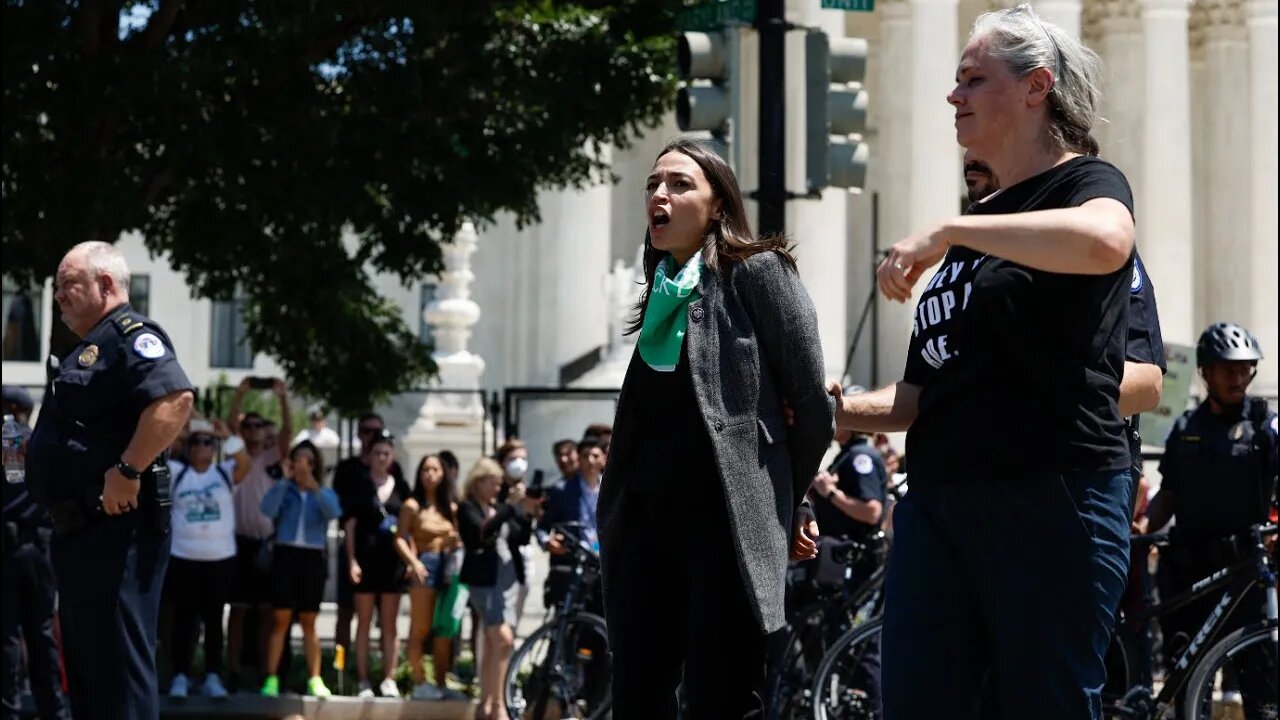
left=821, top=0, right=875, bottom=11
left=677, top=0, right=757, bottom=31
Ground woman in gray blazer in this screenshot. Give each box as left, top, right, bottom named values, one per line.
left=597, top=138, right=835, bottom=718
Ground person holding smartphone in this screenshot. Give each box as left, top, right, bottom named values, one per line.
left=224, top=377, right=291, bottom=690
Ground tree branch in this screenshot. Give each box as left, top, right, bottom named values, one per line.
left=141, top=0, right=185, bottom=50
left=79, top=0, right=103, bottom=56
left=144, top=164, right=178, bottom=205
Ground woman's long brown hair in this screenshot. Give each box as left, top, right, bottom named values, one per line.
left=625, top=138, right=795, bottom=335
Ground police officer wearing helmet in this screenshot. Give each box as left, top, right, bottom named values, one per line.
left=2, top=385, right=71, bottom=719
left=1144, top=322, right=1278, bottom=715
left=26, top=241, right=194, bottom=719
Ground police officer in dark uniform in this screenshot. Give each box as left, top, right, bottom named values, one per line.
left=2, top=385, right=71, bottom=720
left=797, top=386, right=889, bottom=716
left=810, top=387, right=889, bottom=549
left=1145, top=322, right=1278, bottom=716
left=26, top=242, right=194, bottom=720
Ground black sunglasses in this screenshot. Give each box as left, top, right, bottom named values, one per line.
left=189, top=436, right=216, bottom=447
left=242, top=420, right=265, bottom=429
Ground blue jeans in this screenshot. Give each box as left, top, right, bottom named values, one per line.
left=881, top=469, right=1131, bottom=720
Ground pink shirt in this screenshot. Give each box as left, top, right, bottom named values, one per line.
left=233, top=446, right=281, bottom=539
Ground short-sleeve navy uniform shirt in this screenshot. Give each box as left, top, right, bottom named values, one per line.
left=27, top=303, right=193, bottom=505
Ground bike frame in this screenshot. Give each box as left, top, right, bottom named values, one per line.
left=768, top=544, right=889, bottom=718
left=519, top=522, right=603, bottom=720
left=1110, top=525, right=1279, bottom=716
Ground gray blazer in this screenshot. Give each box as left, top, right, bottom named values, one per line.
left=598, top=250, right=836, bottom=634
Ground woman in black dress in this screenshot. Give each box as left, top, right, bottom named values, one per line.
left=343, top=430, right=414, bottom=698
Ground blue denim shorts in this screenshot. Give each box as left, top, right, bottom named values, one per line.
left=418, top=550, right=450, bottom=591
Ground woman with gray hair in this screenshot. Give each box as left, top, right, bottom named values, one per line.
left=831, top=5, right=1135, bottom=717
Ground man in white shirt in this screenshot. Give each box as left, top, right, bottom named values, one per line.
left=293, top=408, right=340, bottom=449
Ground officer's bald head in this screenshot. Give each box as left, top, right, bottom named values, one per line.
left=56, top=241, right=132, bottom=336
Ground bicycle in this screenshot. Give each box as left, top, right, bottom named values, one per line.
left=809, top=523, right=1279, bottom=720
left=768, top=531, right=889, bottom=720
left=504, top=521, right=611, bottom=720
left=1100, top=522, right=1278, bottom=719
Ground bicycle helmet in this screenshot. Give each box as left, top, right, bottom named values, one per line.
left=1196, top=322, right=1264, bottom=367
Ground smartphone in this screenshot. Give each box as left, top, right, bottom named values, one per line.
left=248, top=376, right=274, bottom=390
left=527, top=469, right=546, bottom=499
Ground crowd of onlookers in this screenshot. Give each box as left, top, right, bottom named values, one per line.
left=151, top=376, right=613, bottom=711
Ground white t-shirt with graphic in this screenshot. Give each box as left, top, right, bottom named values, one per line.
left=168, top=460, right=238, bottom=561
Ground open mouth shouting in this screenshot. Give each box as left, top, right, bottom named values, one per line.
left=650, top=208, right=671, bottom=234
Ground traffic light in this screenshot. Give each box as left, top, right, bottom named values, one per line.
left=676, top=31, right=731, bottom=143
left=805, top=30, right=870, bottom=192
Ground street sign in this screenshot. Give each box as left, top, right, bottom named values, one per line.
left=821, top=0, right=876, bottom=11
left=677, top=0, right=757, bottom=32
left=1140, top=342, right=1196, bottom=447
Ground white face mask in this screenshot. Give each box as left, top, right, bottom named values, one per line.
left=504, top=457, right=528, bottom=480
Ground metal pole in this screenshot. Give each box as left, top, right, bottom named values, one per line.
left=757, top=0, right=786, bottom=236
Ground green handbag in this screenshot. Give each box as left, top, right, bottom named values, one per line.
left=431, top=573, right=469, bottom=639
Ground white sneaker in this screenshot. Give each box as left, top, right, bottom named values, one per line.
left=379, top=677, right=401, bottom=698
left=202, top=674, right=229, bottom=698
left=357, top=680, right=375, bottom=698
left=169, top=673, right=189, bottom=698
left=411, top=682, right=444, bottom=700
left=1221, top=690, right=1244, bottom=706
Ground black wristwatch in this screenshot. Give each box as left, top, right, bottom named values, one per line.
left=115, top=460, right=143, bottom=480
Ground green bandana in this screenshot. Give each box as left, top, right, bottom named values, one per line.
left=638, top=254, right=703, bottom=372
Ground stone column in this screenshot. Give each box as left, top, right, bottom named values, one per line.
left=1189, top=6, right=1211, bottom=333
left=1201, top=0, right=1253, bottom=333
left=1247, top=0, right=1278, bottom=395
left=1036, top=0, right=1083, bottom=38
left=1138, top=0, right=1195, bottom=345
left=403, top=221, right=493, bottom=473
left=1094, top=0, right=1144, bottom=191
left=900, top=0, right=961, bottom=381
left=874, top=0, right=917, bottom=386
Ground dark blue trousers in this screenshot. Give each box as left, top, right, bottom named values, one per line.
left=2, top=535, right=70, bottom=720
left=881, top=470, right=1131, bottom=720
left=51, top=515, right=170, bottom=720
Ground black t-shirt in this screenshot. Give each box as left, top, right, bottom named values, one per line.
left=906, top=156, right=1135, bottom=481
left=813, top=439, right=888, bottom=540
left=346, top=472, right=411, bottom=560
left=902, top=247, right=989, bottom=387
left=334, top=455, right=404, bottom=524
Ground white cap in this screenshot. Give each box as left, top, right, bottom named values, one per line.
left=188, top=418, right=215, bottom=435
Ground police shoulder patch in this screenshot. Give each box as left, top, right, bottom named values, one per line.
left=132, top=332, right=166, bottom=359
left=1131, top=264, right=1144, bottom=294
left=852, top=453, right=874, bottom=475
left=1271, top=416, right=1277, bottom=435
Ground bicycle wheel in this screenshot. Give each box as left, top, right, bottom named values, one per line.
left=1182, top=623, right=1278, bottom=720
left=811, top=619, right=883, bottom=720
left=505, top=612, right=611, bottom=720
